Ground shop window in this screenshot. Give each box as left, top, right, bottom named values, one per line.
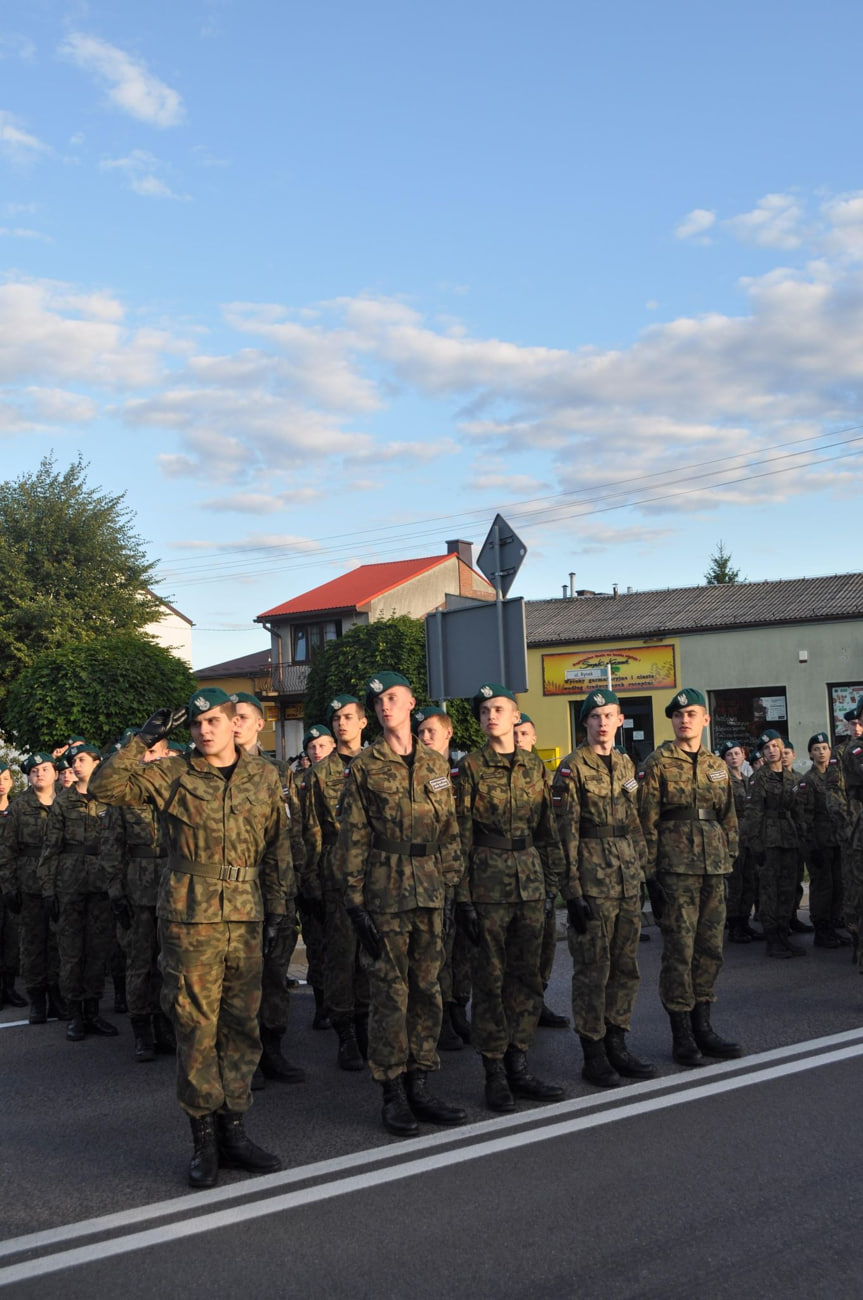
left=709, top=687, right=787, bottom=753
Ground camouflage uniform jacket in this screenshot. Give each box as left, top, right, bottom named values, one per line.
left=455, top=743, right=564, bottom=904
left=302, top=749, right=357, bottom=895
left=37, top=786, right=111, bottom=897
left=729, top=773, right=750, bottom=848
left=840, top=739, right=863, bottom=821
left=101, top=803, right=170, bottom=908
left=741, top=765, right=801, bottom=854
left=638, top=741, right=737, bottom=876
left=552, top=745, right=647, bottom=900
left=88, top=736, right=293, bottom=922
left=256, top=748, right=305, bottom=896
left=794, top=760, right=845, bottom=850
left=333, top=737, right=463, bottom=914
left=0, top=788, right=53, bottom=894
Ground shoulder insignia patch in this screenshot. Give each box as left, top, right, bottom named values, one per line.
left=559, top=767, right=571, bottom=778
left=637, top=770, right=646, bottom=780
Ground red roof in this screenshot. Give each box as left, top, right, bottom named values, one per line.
left=257, top=556, right=459, bottom=620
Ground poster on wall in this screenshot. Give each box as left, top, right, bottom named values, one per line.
left=542, top=645, right=676, bottom=695
left=830, top=684, right=863, bottom=737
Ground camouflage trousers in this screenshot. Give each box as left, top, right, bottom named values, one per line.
left=807, top=846, right=843, bottom=929
left=260, top=901, right=298, bottom=1032
left=323, top=887, right=369, bottom=1023
left=297, top=895, right=326, bottom=991
left=56, top=891, right=114, bottom=1002
left=159, top=919, right=263, bottom=1117
left=843, top=815, right=863, bottom=964
left=18, top=892, right=60, bottom=990
left=471, top=899, right=545, bottom=1058
left=726, top=849, right=757, bottom=923
left=118, top=903, right=161, bottom=1016
left=0, top=895, right=19, bottom=973
left=567, top=893, right=642, bottom=1040
left=540, top=902, right=557, bottom=988
left=658, top=873, right=726, bottom=1012
left=438, top=916, right=472, bottom=1007
left=362, top=907, right=442, bottom=1082
left=756, top=847, right=799, bottom=934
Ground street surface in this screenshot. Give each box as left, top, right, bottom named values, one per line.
left=2, top=915, right=862, bottom=1298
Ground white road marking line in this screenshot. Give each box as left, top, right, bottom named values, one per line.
left=2, top=1037, right=862, bottom=1287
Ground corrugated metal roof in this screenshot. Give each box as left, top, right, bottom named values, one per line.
left=526, top=573, right=863, bottom=645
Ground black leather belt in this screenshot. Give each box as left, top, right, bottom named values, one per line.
left=372, top=835, right=440, bottom=857
left=61, top=841, right=101, bottom=855
left=473, top=831, right=535, bottom=851
left=579, top=824, right=629, bottom=839
left=659, top=808, right=718, bottom=823
left=128, top=845, right=161, bottom=860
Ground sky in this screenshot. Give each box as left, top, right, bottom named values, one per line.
left=2, top=0, right=863, bottom=670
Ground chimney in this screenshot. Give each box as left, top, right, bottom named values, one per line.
left=613, top=584, right=619, bottom=599
left=561, top=584, right=568, bottom=598
left=447, top=539, right=473, bottom=567
left=569, top=571, right=576, bottom=598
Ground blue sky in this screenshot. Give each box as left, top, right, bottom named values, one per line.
left=2, top=0, right=863, bottom=669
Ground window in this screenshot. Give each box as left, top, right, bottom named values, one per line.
left=827, top=682, right=863, bottom=742
left=291, top=619, right=341, bottom=663
left=709, top=686, right=787, bottom=752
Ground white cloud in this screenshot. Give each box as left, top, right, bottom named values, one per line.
left=0, top=110, right=51, bottom=160
left=59, top=33, right=185, bottom=128
left=0, top=385, right=98, bottom=434
left=674, top=208, right=716, bottom=241
left=0, top=34, right=36, bottom=60
left=0, top=226, right=51, bottom=242
left=200, top=488, right=322, bottom=513
left=724, top=192, right=803, bottom=249
left=100, top=149, right=188, bottom=200
left=172, top=532, right=321, bottom=554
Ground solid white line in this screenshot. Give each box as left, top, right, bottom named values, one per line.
left=0, top=1019, right=29, bottom=1029
left=3, top=1024, right=863, bottom=1264
left=2, top=1037, right=862, bottom=1287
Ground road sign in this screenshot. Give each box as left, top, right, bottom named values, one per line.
left=476, top=514, right=526, bottom=599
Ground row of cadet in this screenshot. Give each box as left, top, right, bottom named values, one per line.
left=2, top=680, right=862, bottom=1191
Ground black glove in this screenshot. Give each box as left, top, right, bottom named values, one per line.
left=646, top=878, right=667, bottom=922
left=43, top=894, right=60, bottom=922
left=442, top=894, right=455, bottom=944
left=3, top=889, right=22, bottom=915
left=346, top=906, right=383, bottom=961
left=566, top=896, right=593, bottom=934
left=297, top=892, right=326, bottom=926
left=753, top=851, right=766, bottom=867
left=138, top=706, right=188, bottom=750
left=111, top=896, right=133, bottom=931
left=263, top=912, right=284, bottom=959
left=455, top=901, right=482, bottom=947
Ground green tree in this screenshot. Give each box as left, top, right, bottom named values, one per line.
left=303, top=614, right=484, bottom=752
left=704, top=540, right=742, bottom=585
left=3, top=633, right=196, bottom=752
left=0, top=454, right=163, bottom=721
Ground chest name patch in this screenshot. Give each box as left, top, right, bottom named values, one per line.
left=708, top=770, right=727, bottom=782
left=623, top=777, right=638, bottom=792
left=428, top=776, right=450, bottom=792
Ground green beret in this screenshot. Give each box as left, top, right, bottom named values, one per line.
left=325, top=693, right=360, bottom=724
left=783, top=739, right=794, bottom=751
left=188, top=687, right=235, bottom=719
left=234, top=691, right=264, bottom=713
left=67, top=735, right=86, bottom=747
left=665, top=687, right=707, bottom=718
left=55, top=757, right=69, bottom=772
left=471, top=682, right=517, bottom=719
left=22, top=752, right=56, bottom=774
left=412, top=706, right=449, bottom=732
left=579, top=689, right=620, bottom=723
left=364, top=672, right=412, bottom=712
left=167, top=740, right=188, bottom=754
left=67, top=743, right=101, bottom=761
left=303, top=724, right=333, bottom=750
left=517, top=712, right=534, bottom=727
left=808, top=732, right=830, bottom=750
left=718, top=740, right=743, bottom=758
left=0, top=762, right=8, bottom=775
left=757, top=729, right=783, bottom=745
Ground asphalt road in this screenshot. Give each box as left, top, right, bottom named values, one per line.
left=2, top=914, right=862, bottom=1297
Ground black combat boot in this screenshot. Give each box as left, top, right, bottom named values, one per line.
left=83, top=997, right=119, bottom=1036
left=813, top=924, right=843, bottom=949
left=259, top=1026, right=305, bottom=1083
left=152, top=1011, right=176, bottom=1054
left=381, top=1074, right=419, bottom=1135
left=2, top=973, right=27, bottom=1007
left=66, top=1000, right=87, bottom=1041
left=113, top=976, right=128, bottom=1014
left=188, top=1113, right=219, bottom=1188
left=47, top=985, right=70, bottom=1019
left=579, top=1034, right=621, bottom=1088
left=667, top=1009, right=705, bottom=1067
left=765, top=927, right=794, bottom=958
left=789, top=912, right=814, bottom=934
left=450, top=1000, right=471, bottom=1043
left=726, top=917, right=751, bottom=944
left=482, top=1055, right=516, bottom=1112
left=312, top=985, right=331, bottom=1030
left=437, top=1005, right=463, bottom=1051
left=778, top=926, right=807, bottom=957
left=131, top=1014, right=155, bottom=1062
left=354, top=1011, right=369, bottom=1060
left=332, top=1016, right=364, bottom=1071
left=538, top=994, right=570, bottom=1028
left=691, top=1003, right=743, bottom=1059
left=503, top=1046, right=564, bottom=1101
left=216, top=1111, right=282, bottom=1173
left=603, top=1024, right=658, bottom=1079
left=27, top=987, right=48, bottom=1025
left=405, top=1069, right=466, bottom=1126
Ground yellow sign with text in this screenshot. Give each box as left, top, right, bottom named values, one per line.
left=542, top=645, right=677, bottom=696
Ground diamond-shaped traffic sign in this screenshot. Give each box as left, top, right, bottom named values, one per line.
left=476, top=513, right=527, bottom=598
